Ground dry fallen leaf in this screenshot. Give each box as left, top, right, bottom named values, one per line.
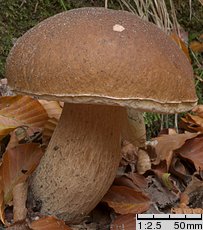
left=102, top=185, right=150, bottom=215
left=114, top=173, right=148, bottom=192
left=181, top=114, right=203, bottom=132
left=42, top=118, right=59, bottom=146
left=190, top=41, right=203, bottom=53
left=0, top=96, right=48, bottom=139
left=13, top=182, right=28, bottom=222
left=0, top=189, right=4, bottom=224
left=192, top=105, right=203, bottom=118
left=111, top=214, right=136, bottom=230
left=121, top=141, right=138, bottom=165
left=179, top=192, right=190, bottom=208
left=30, top=216, right=72, bottom=230
left=176, top=135, right=203, bottom=171
left=170, top=33, right=191, bottom=61
left=149, top=132, right=199, bottom=169
left=170, top=158, right=191, bottom=185
left=39, top=100, right=62, bottom=145
left=7, top=220, right=31, bottom=230
left=0, top=143, right=43, bottom=205
left=127, top=173, right=148, bottom=190
left=38, top=100, right=62, bottom=120
left=136, top=149, right=151, bottom=174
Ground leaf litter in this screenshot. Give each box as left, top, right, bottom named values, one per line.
left=0, top=94, right=203, bottom=228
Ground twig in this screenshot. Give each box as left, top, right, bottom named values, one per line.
left=105, top=0, right=108, bottom=8
left=59, top=0, right=67, bottom=11
left=34, top=1, right=39, bottom=13
left=174, top=114, right=178, bottom=133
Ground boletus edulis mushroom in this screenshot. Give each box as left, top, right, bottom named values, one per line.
left=5, top=7, right=197, bottom=223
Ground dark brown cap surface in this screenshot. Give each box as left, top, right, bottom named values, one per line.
left=6, top=7, right=197, bottom=113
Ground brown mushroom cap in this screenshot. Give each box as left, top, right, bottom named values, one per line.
left=6, top=7, right=197, bottom=112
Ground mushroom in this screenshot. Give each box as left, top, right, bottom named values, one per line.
left=5, top=7, right=197, bottom=223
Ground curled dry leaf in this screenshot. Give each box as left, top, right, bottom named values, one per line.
left=0, top=143, right=43, bottom=205
left=111, top=214, right=136, bottom=230
left=176, top=135, right=203, bottom=171
left=102, top=185, right=150, bottom=215
left=136, top=149, right=151, bottom=174
left=181, top=114, right=203, bottom=132
left=38, top=100, right=62, bottom=120
left=39, top=100, right=62, bottom=145
left=170, top=158, right=191, bottom=185
left=30, top=216, right=72, bottom=230
left=149, top=132, right=199, bottom=170
left=0, top=96, right=48, bottom=139
left=42, top=118, right=59, bottom=146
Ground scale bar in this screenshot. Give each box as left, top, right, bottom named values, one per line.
left=137, top=214, right=203, bottom=221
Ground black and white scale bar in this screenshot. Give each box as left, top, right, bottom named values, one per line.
left=137, top=214, right=203, bottom=221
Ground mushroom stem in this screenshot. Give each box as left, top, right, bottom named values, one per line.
left=30, top=103, right=126, bottom=223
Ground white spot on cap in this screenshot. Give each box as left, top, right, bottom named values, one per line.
left=113, top=24, right=125, bottom=32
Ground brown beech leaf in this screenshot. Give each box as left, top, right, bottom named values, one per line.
left=127, top=173, right=148, bottom=190
left=149, top=132, right=199, bottom=169
left=176, top=135, right=203, bottom=171
left=0, top=96, right=48, bottom=139
left=30, top=216, right=72, bottom=230
left=7, top=220, right=31, bottom=230
left=0, top=143, right=43, bottom=204
left=121, top=141, right=138, bottom=165
left=181, top=114, right=203, bottom=132
left=13, top=182, right=28, bottom=222
left=38, top=100, right=62, bottom=120
left=192, top=105, right=203, bottom=118
left=111, top=214, right=136, bottom=230
left=136, top=149, right=151, bottom=174
left=190, top=41, right=203, bottom=53
left=42, top=118, right=58, bottom=146
left=114, top=173, right=148, bottom=192
left=184, top=176, right=203, bottom=197
left=0, top=189, right=4, bottom=224
left=179, top=192, right=190, bottom=208
left=39, top=100, right=62, bottom=145
left=114, top=176, right=141, bottom=190
left=102, top=185, right=150, bottom=214
left=170, top=158, right=191, bottom=185
left=170, top=33, right=191, bottom=61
